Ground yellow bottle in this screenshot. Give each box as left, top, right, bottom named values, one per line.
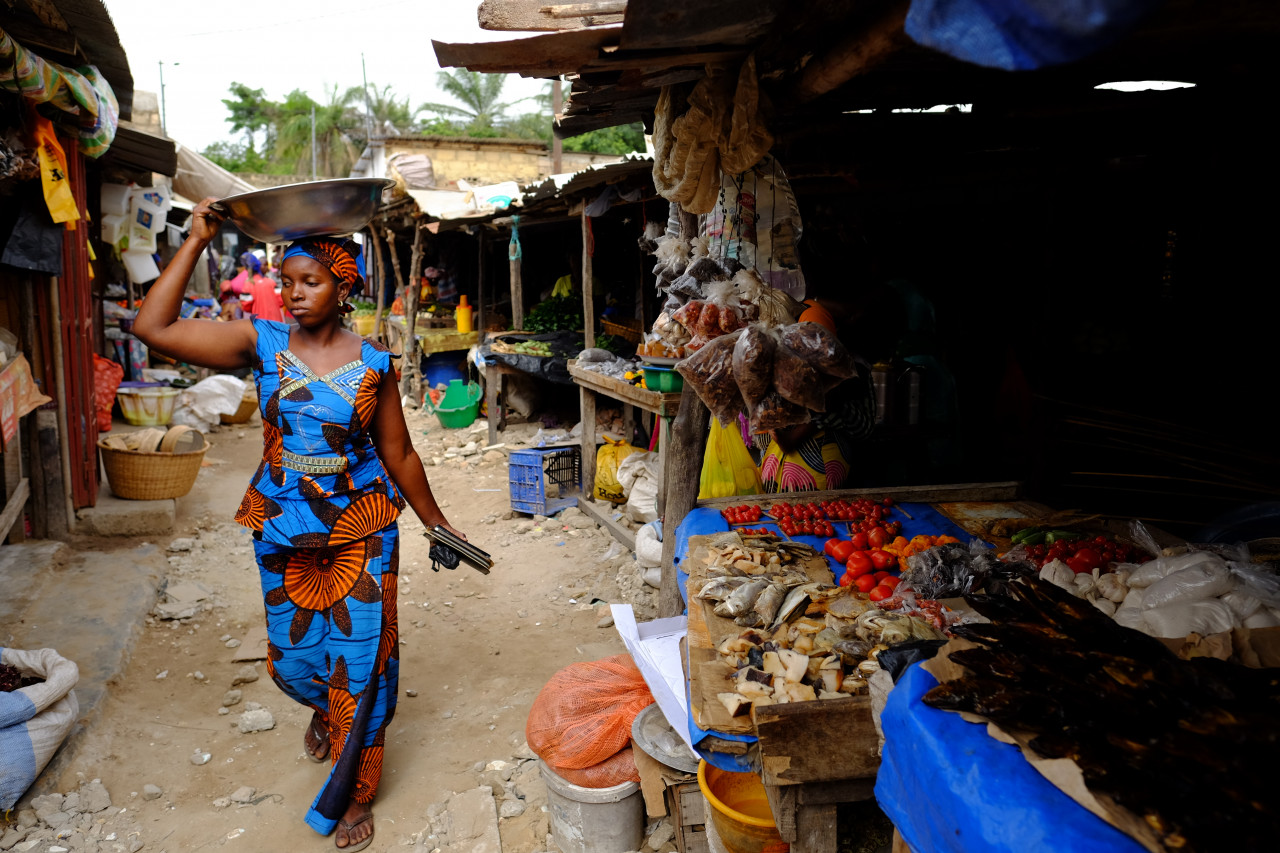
left=455, top=294, right=473, bottom=333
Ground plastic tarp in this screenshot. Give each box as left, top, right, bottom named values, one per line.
left=876, top=663, right=1146, bottom=853
left=0, top=26, right=118, bottom=157
left=673, top=503, right=983, bottom=771
left=173, top=145, right=255, bottom=204
left=478, top=332, right=578, bottom=385
left=904, top=0, right=1163, bottom=70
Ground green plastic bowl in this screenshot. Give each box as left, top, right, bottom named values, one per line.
left=643, top=367, right=683, bottom=392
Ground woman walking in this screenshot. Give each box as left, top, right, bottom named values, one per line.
left=134, top=199, right=464, bottom=851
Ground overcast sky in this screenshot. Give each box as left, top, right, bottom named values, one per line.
left=106, top=0, right=549, bottom=151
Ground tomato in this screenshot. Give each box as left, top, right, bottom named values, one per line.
left=868, top=549, right=896, bottom=570
left=831, top=541, right=856, bottom=564
left=1073, top=547, right=1103, bottom=570
left=881, top=575, right=901, bottom=589
left=849, top=532, right=869, bottom=550
left=868, top=527, right=889, bottom=549
left=868, top=584, right=893, bottom=602
left=1066, top=556, right=1093, bottom=574
left=845, top=552, right=873, bottom=576
left=854, top=574, right=879, bottom=593
left=839, top=570, right=855, bottom=587
left=882, top=497, right=895, bottom=507
left=873, top=571, right=891, bottom=582
left=823, top=538, right=841, bottom=557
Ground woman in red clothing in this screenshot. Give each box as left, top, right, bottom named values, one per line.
left=223, top=251, right=285, bottom=321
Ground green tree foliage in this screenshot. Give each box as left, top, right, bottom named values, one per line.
left=564, top=122, right=646, bottom=155
left=274, top=85, right=361, bottom=177
left=201, top=140, right=268, bottom=173
left=417, top=70, right=516, bottom=133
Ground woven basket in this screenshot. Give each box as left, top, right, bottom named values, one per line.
left=601, top=317, right=643, bottom=344
left=98, top=438, right=209, bottom=501
left=220, top=396, right=259, bottom=425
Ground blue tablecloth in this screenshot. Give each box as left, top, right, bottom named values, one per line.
left=875, top=663, right=1146, bottom=853
left=676, top=502, right=981, bottom=770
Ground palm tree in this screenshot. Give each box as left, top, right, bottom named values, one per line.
left=274, top=85, right=361, bottom=177
left=357, top=83, right=414, bottom=137
left=417, top=70, right=532, bottom=134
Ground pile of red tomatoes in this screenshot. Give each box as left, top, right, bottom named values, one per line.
left=769, top=502, right=837, bottom=538
left=825, top=537, right=900, bottom=598
left=1024, top=535, right=1147, bottom=574
left=720, top=504, right=764, bottom=524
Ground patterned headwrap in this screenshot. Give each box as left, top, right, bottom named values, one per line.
left=282, top=238, right=365, bottom=291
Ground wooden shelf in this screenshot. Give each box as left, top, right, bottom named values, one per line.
left=568, top=362, right=682, bottom=417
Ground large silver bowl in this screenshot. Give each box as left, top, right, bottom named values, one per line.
left=211, top=178, right=395, bottom=243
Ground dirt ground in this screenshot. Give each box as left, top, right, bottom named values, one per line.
left=45, top=406, right=661, bottom=853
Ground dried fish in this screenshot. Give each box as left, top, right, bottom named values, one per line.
left=753, top=583, right=786, bottom=625
left=720, top=580, right=769, bottom=618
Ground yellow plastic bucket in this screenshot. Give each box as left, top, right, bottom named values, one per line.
left=697, top=761, right=789, bottom=853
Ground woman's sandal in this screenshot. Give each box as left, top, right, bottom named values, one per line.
left=304, top=712, right=330, bottom=763
left=335, top=814, right=373, bottom=851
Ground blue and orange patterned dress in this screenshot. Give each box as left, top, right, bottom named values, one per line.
left=234, top=318, right=405, bottom=834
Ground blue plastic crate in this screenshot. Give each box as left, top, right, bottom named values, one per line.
left=508, top=445, right=581, bottom=516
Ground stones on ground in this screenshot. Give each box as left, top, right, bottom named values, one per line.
left=225, top=638, right=241, bottom=649
left=438, top=788, right=501, bottom=853
left=513, top=741, right=537, bottom=761
left=152, top=580, right=212, bottom=620
left=569, top=515, right=596, bottom=530
left=167, top=538, right=195, bottom=552
left=190, top=749, right=212, bottom=765
left=222, top=688, right=243, bottom=706
left=237, top=707, right=275, bottom=733
left=647, top=820, right=676, bottom=850
left=516, top=521, right=536, bottom=534
left=231, top=664, right=259, bottom=686
left=79, top=780, right=111, bottom=813
left=498, top=798, right=526, bottom=818
left=141, top=785, right=163, bottom=801
left=229, top=786, right=256, bottom=804
left=212, top=797, right=231, bottom=809
left=597, top=609, right=615, bottom=629
left=482, top=450, right=505, bottom=464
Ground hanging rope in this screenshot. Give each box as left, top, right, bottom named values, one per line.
left=509, top=214, right=522, bottom=261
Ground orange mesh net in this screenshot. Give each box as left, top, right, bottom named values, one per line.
left=549, top=747, right=640, bottom=789
left=526, top=654, right=654, bottom=770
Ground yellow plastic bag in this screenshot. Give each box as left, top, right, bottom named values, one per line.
left=698, top=418, right=763, bottom=499
left=595, top=436, right=641, bottom=503
left=32, top=115, right=80, bottom=226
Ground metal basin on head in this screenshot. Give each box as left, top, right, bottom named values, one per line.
left=210, top=178, right=394, bottom=243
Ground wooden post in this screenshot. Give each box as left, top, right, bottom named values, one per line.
left=389, top=229, right=420, bottom=403
left=370, top=227, right=388, bottom=342
left=582, top=207, right=595, bottom=349
left=510, top=219, right=524, bottom=330
left=580, top=384, right=597, bottom=504
left=658, top=387, right=708, bottom=617
left=476, top=227, right=487, bottom=335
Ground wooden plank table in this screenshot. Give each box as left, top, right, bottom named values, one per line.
left=568, top=362, right=681, bottom=546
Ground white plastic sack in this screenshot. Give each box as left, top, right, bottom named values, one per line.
left=1, top=648, right=80, bottom=809
left=635, top=521, right=664, bottom=569
left=1141, top=600, right=1236, bottom=639
left=1221, top=590, right=1262, bottom=621
left=617, top=451, right=662, bottom=524
left=1140, top=557, right=1234, bottom=611
left=1127, top=551, right=1221, bottom=589
left=1244, top=608, right=1280, bottom=629
left=171, top=374, right=246, bottom=430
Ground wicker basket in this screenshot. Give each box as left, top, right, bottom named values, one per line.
left=601, top=317, right=643, bottom=344
left=220, top=395, right=259, bottom=425
left=98, top=438, right=210, bottom=501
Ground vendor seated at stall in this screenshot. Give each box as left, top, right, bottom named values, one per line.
left=757, top=303, right=876, bottom=492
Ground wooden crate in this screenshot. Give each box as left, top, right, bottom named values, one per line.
left=668, top=779, right=709, bottom=853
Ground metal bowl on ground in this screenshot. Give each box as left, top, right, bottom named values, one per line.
left=631, top=704, right=700, bottom=774
left=210, top=178, right=395, bottom=243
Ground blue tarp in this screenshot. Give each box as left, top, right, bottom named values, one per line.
left=875, top=663, right=1147, bottom=853
left=905, top=0, right=1163, bottom=70
left=675, top=502, right=982, bottom=771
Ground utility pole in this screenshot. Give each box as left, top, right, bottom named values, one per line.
left=159, top=61, right=178, bottom=136
left=361, top=53, right=375, bottom=142
left=552, top=79, right=563, bottom=174
left=311, top=105, right=317, bottom=179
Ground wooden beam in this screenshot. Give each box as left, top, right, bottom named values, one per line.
left=582, top=206, right=596, bottom=350
left=577, top=496, right=637, bottom=550
left=0, top=479, right=30, bottom=545
left=792, top=3, right=909, bottom=103
left=479, top=0, right=622, bottom=31
left=658, top=387, right=708, bottom=617
left=433, top=28, right=620, bottom=76
left=543, top=2, right=627, bottom=18
left=695, top=481, right=1023, bottom=510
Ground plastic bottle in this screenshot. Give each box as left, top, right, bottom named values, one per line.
left=455, top=294, right=473, bottom=333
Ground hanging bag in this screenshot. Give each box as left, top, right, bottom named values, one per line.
left=698, top=417, right=763, bottom=499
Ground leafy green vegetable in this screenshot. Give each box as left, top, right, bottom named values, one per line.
left=524, top=296, right=582, bottom=333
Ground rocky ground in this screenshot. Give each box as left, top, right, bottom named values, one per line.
left=5, top=406, right=682, bottom=853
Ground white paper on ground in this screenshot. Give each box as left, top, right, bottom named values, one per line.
left=611, top=604, right=692, bottom=749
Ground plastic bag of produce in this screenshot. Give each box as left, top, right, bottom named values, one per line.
left=617, top=451, right=662, bottom=523
left=778, top=322, right=856, bottom=379
left=1, top=648, right=80, bottom=810
left=773, top=343, right=825, bottom=411
left=698, top=418, right=762, bottom=499
left=92, top=354, right=124, bottom=432
left=1140, top=556, right=1234, bottom=611
left=525, top=654, right=654, bottom=770
left=1141, top=599, right=1236, bottom=638
left=732, top=323, right=777, bottom=411
left=748, top=390, right=810, bottom=434
left=594, top=436, right=642, bottom=504
left=677, top=329, right=745, bottom=426
left=1127, top=550, right=1221, bottom=589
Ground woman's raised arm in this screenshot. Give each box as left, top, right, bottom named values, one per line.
left=132, top=198, right=258, bottom=370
